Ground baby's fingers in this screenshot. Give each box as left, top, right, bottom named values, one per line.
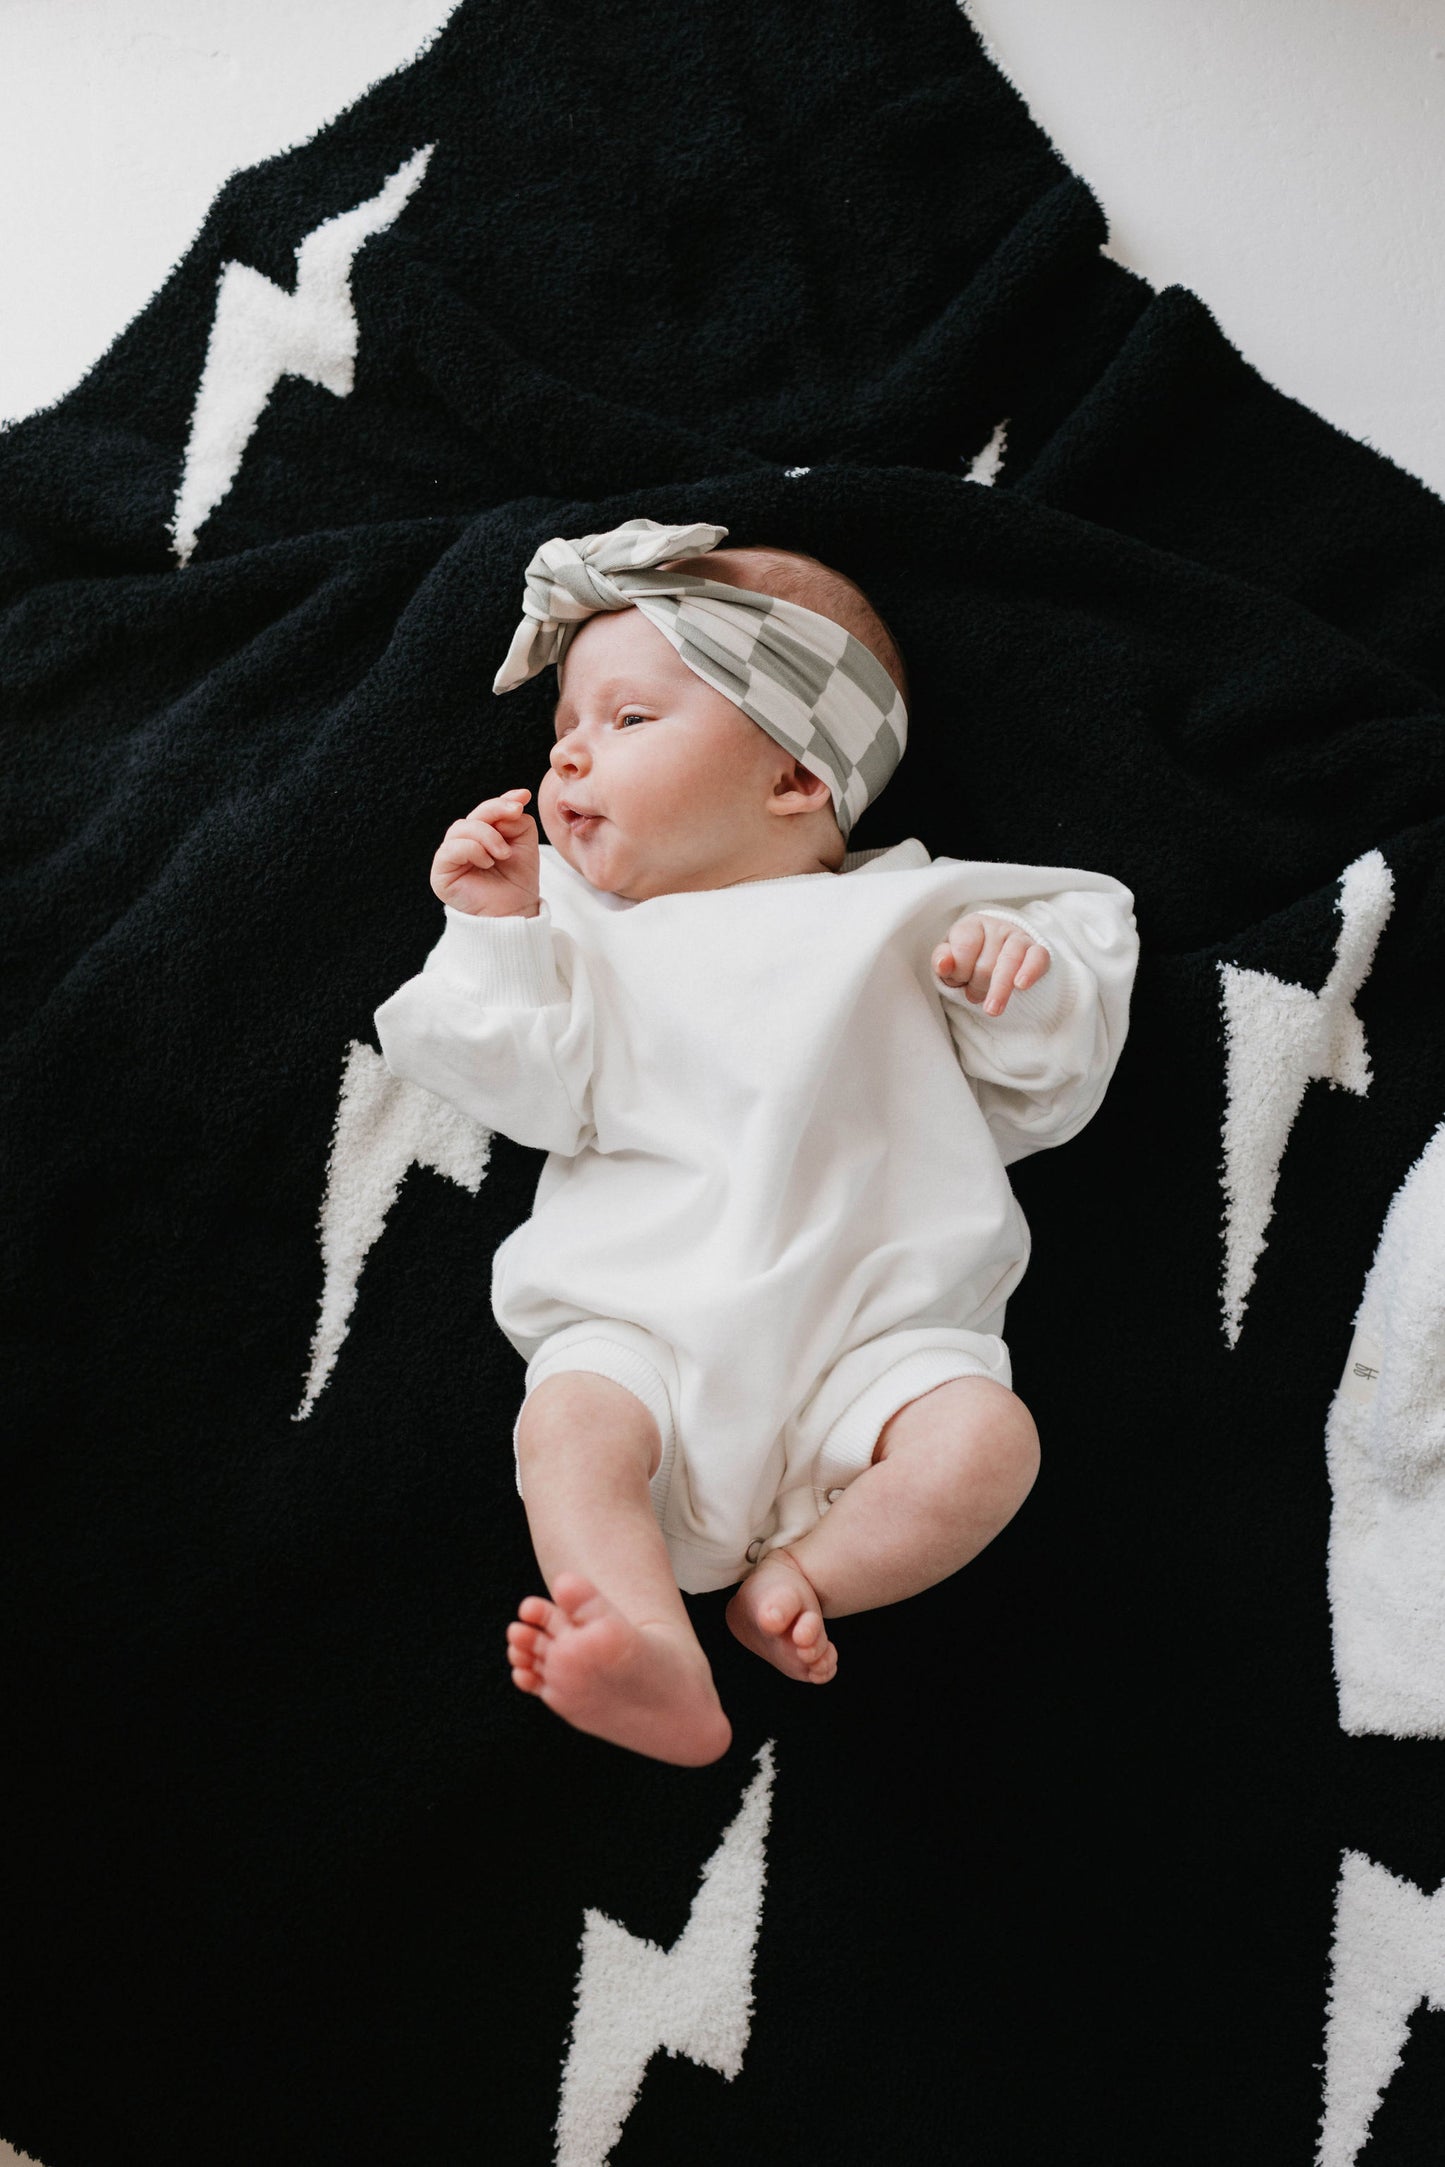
left=465, top=788, right=533, bottom=833
left=932, top=917, right=985, bottom=987
left=1013, top=942, right=1051, bottom=991
left=442, top=815, right=514, bottom=864
left=983, top=937, right=1051, bottom=1015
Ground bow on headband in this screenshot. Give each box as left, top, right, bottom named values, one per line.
left=492, top=516, right=907, bottom=840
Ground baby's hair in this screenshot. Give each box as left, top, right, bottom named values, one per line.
left=661, top=544, right=911, bottom=708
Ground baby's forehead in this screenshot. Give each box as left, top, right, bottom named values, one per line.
left=555, top=606, right=693, bottom=700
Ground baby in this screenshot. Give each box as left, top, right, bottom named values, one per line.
left=374, top=515, right=1139, bottom=1768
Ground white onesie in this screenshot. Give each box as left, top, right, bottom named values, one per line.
left=373, top=838, right=1139, bottom=1592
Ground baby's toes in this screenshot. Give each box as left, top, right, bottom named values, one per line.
left=507, top=1620, right=547, bottom=1685
left=517, top=1594, right=557, bottom=1632
left=792, top=1614, right=836, bottom=1678
left=807, top=1642, right=839, bottom=1683
left=550, top=1572, right=607, bottom=1626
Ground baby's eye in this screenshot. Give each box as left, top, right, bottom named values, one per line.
left=618, top=712, right=648, bottom=728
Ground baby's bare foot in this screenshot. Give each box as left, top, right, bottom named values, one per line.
left=725, top=1549, right=837, bottom=1684
left=505, top=1572, right=732, bottom=1767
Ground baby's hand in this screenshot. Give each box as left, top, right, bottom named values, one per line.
left=430, top=788, right=541, bottom=917
left=932, top=912, right=1050, bottom=1016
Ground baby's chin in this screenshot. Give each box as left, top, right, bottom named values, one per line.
left=554, top=828, right=736, bottom=902
left=547, top=820, right=645, bottom=896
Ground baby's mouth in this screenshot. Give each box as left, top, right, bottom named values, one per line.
left=560, top=803, right=603, bottom=837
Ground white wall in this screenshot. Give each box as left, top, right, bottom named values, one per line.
left=963, top=0, right=1445, bottom=498
left=0, top=0, right=1442, bottom=482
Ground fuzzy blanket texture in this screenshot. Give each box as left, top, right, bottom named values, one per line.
left=4, top=4, right=1445, bottom=2163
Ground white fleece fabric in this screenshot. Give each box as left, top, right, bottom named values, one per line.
left=373, top=838, right=1139, bottom=1590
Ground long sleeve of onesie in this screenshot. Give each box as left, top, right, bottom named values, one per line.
left=372, top=900, right=596, bottom=1157
left=936, top=885, right=1138, bottom=1167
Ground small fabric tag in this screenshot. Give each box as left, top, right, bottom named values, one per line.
left=1339, top=1324, right=1384, bottom=1405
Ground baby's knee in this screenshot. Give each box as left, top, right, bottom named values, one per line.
left=993, top=1382, right=1039, bottom=1465
left=882, top=1374, right=1039, bottom=1517
left=968, top=1382, right=1040, bottom=1500
left=516, top=1371, right=662, bottom=1481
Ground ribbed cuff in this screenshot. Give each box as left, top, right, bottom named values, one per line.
left=938, top=908, right=1077, bottom=1032
left=434, top=898, right=563, bottom=1006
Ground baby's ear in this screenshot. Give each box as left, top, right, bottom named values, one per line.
left=768, top=763, right=799, bottom=799
left=785, top=759, right=832, bottom=804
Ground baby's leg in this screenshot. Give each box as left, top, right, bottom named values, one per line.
left=726, top=1378, right=1039, bottom=1675
left=506, top=1371, right=731, bottom=1766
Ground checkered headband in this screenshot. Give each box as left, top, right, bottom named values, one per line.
left=491, top=517, right=908, bottom=840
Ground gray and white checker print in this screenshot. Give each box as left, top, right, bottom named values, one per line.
left=492, top=516, right=908, bottom=838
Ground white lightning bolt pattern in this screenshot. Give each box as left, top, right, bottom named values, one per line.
left=1326, top=1114, right=1445, bottom=1736
left=964, top=417, right=1008, bottom=483
left=291, top=1038, right=490, bottom=1422
left=1218, top=849, right=1394, bottom=1347
left=554, top=1740, right=777, bottom=2167
left=171, top=143, right=435, bottom=567
left=1317, top=1850, right=1445, bottom=2166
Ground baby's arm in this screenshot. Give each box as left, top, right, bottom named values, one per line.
left=373, top=789, right=596, bottom=1156
left=931, top=883, right=1138, bottom=1164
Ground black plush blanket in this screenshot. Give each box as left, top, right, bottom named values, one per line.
left=6, top=6, right=1445, bottom=2162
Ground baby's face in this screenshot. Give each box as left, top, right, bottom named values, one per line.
left=538, top=606, right=820, bottom=901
